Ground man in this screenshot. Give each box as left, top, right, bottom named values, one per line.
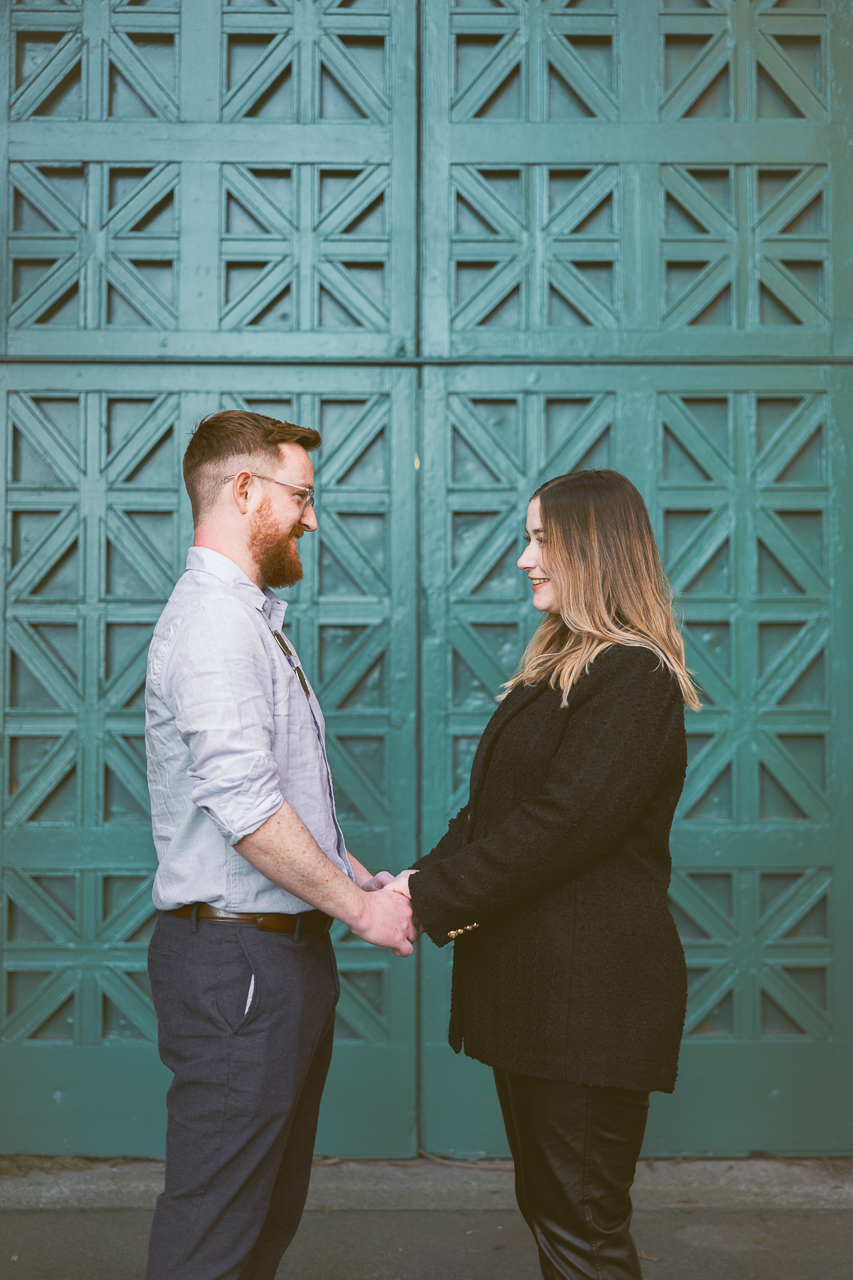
left=144, top=410, right=416, bottom=1280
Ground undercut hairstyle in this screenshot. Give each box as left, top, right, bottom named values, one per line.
left=503, top=469, right=701, bottom=711
left=183, top=410, right=321, bottom=524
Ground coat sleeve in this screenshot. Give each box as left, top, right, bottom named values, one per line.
left=409, top=649, right=686, bottom=947
left=421, top=805, right=470, bottom=866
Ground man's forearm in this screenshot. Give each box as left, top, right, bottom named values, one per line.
left=236, top=803, right=365, bottom=928
left=236, top=804, right=417, bottom=955
left=347, top=851, right=371, bottom=886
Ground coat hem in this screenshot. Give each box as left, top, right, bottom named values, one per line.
left=460, top=1041, right=678, bottom=1095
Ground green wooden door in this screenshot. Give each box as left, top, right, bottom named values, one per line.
left=2, top=0, right=852, bottom=1160
left=418, top=0, right=853, bottom=1158
left=0, top=0, right=419, bottom=1159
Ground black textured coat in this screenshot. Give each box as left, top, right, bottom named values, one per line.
left=409, top=644, right=689, bottom=1094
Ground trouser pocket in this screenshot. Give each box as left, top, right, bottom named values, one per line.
left=212, top=927, right=258, bottom=1033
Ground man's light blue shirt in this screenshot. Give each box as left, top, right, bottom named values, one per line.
left=145, top=546, right=353, bottom=913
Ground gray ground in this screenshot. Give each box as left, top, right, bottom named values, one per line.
left=1, top=1155, right=851, bottom=1279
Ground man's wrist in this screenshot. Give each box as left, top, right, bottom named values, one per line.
left=338, top=881, right=371, bottom=932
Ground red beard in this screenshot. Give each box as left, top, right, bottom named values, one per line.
left=249, top=496, right=304, bottom=589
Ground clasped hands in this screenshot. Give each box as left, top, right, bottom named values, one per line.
left=355, top=867, right=421, bottom=957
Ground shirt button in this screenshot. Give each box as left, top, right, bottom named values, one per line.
left=262, top=602, right=270, bottom=614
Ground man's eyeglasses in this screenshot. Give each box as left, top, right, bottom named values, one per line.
left=222, top=473, right=315, bottom=520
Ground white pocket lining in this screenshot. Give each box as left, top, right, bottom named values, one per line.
left=244, top=973, right=255, bottom=1015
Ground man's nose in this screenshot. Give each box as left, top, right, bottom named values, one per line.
left=301, top=506, right=319, bottom=532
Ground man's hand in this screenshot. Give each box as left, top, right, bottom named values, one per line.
left=236, top=810, right=416, bottom=954
left=349, top=884, right=418, bottom=957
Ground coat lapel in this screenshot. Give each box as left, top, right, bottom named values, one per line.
left=468, top=682, right=549, bottom=808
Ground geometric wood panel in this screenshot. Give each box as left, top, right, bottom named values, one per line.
left=670, top=867, right=832, bottom=1043
left=418, top=362, right=845, bottom=1158
left=451, top=164, right=621, bottom=335
left=661, top=1, right=827, bottom=125
left=3, top=0, right=852, bottom=1161
left=420, top=0, right=839, bottom=362
left=661, top=391, right=830, bottom=829
left=4, top=391, right=182, bottom=845
left=662, top=165, right=829, bottom=330
left=220, top=163, right=390, bottom=333
left=2, top=870, right=157, bottom=1046
left=0, top=365, right=419, bottom=1160
left=1, top=385, right=180, bottom=1065
left=11, top=2, right=180, bottom=125
left=5, top=0, right=417, bottom=363
left=9, top=163, right=180, bottom=331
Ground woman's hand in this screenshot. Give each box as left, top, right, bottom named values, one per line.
left=390, top=868, right=416, bottom=897
left=390, top=869, right=423, bottom=937
left=359, top=870, right=396, bottom=892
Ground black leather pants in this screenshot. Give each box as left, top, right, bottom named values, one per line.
left=493, top=1069, right=650, bottom=1280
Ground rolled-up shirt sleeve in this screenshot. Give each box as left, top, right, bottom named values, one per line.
left=158, top=597, right=284, bottom=844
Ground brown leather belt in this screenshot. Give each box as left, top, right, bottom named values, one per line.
left=166, top=903, right=332, bottom=935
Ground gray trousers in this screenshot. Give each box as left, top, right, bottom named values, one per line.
left=145, top=911, right=338, bottom=1280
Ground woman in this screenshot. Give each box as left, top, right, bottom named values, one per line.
left=401, top=469, right=699, bottom=1280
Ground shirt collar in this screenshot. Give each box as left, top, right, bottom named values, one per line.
left=185, top=546, right=288, bottom=624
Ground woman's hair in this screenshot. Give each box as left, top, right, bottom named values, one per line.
left=503, top=469, right=701, bottom=710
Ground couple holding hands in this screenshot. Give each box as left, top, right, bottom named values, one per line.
left=143, top=411, right=696, bottom=1280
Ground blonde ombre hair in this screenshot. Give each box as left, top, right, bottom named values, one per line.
left=503, top=469, right=701, bottom=711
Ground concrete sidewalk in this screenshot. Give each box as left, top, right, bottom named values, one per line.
left=1, top=1155, right=851, bottom=1279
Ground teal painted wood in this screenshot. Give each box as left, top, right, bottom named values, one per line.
left=0, top=357, right=418, bottom=1159
left=1, top=0, right=420, bottom=1158
left=418, top=361, right=851, bottom=1157
left=0, top=377, right=188, bottom=1153
left=5, top=0, right=418, bottom=362
left=420, top=0, right=839, bottom=363
left=2, top=0, right=853, bottom=1161
left=417, top=0, right=853, bottom=1158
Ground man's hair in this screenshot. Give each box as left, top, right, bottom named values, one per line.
left=183, top=410, right=321, bottom=523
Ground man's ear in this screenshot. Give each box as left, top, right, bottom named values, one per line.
left=230, top=470, right=254, bottom=514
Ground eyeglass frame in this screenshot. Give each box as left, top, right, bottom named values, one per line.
left=222, top=472, right=315, bottom=519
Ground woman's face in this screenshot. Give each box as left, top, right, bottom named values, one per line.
left=518, top=497, right=559, bottom=614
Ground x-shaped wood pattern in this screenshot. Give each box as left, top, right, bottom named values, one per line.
left=2, top=870, right=157, bottom=1045
left=452, top=166, right=619, bottom=331
left=11, top=1, right=179, bottom=123
left=9, top=164, right=179, bottom=330
left=661, top=0, right=827, bottom=123
left=661, top=392, right=829, bottom=826
left=451, top=0, right=617, bottom=122
left=222, top=0, right=390, bottom=123
left=220, top=165, right=389, bottom=332
left=670, top=867, right=832, bottom=1040
left=5, top=392, right=180, bottom=828
left=662, top=166, right=828, bottom=330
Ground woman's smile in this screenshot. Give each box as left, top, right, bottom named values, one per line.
left=518, top=498, right=559, bottom=613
